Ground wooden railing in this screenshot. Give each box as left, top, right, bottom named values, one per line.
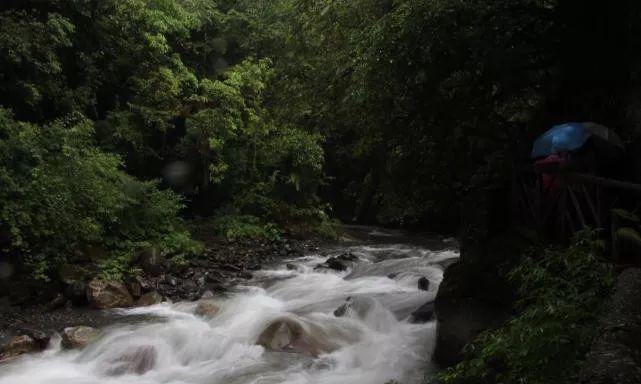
left=513, top=168, right=641, bottom=240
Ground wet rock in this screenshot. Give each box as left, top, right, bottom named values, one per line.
left=46, top=293, right=66, bottom=311
left=15, top=328, right=50, bottom=350
left=316, top=257, right=348, bottom=272
left=337, top=252, right=358, bottom=262
left=200, top=290, right=215, bottom=299
left=256, top=317, right=339, bottom=357
left=86, top=279, right=134, bottom=309
left=0, top=335, right=38, bottom=361
left=410, top=302, right=435, bottom=323
left=286, top=263, right=297, bottom=270
left=432, top=187, right=515, bottom=368
left=194, top=300, right=220, bottom=317
left=333, top=296, right=377, bottom=319
left=105, top=345, right=157, bottom=376
left=62, top=326, right=101, bottom=349
left=418, top=277, right=430, bottom=291
left=138, top=247, right=164, bottom=276
left=136, top=291, right=162, bottom=307
left=317, top=252, right=359, bottom=272
left=334, top=302, right=349, bottom=317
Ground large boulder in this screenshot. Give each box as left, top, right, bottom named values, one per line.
left=432, top=187, right=516, bottom=368
left=136, top=291, right=162, bottom=307
left=256, top=317, right=339, bottom=356
left=104, top=345, right=157, bottom=376
left=194, top=300, right=220, bottom=317
left=62, top=326, right=101, bottom=349
left=86, top=279, right=134, bottom=309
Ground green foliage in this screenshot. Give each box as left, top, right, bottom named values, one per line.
left=0, top=108, right=192, bottom=279
left=98, top=251, right=139, bottom=282
left=0, top=0, right=331, bottom=281
left=436, top=231, right=613, bottom=384
left=212, top=215, right=281, bottom=241
left=159, top=230, right=204, bottom=268
left=236, top=0, right=557, bottom=226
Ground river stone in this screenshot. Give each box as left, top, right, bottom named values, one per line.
left=86, top=279, right=134, bottom=309
left=15, top=328, right=50, bottom=350
left=0, top=335, right=38, bottom=361
left=410, top=301, right=435, bottom=323
left=194, top=300, right=220, bottom=317
left=418, top=277, right=430, bottom=291
left=315, top=257, right=348, bottom=271
left=137, top=291, right=162, bottom=307
left=105, top=345, right=157, bottom=376
left=337, top=252, right=358, bottom=261
left=256, top=317, right=338, bottom=357
left=334, top=296, right=377, bottom=319
left=62, top=326, right=101, bottom=349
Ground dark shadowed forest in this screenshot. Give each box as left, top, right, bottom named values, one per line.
left=2, top=1, right=641, bottom=384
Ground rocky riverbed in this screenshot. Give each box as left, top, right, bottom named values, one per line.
left=0, top=236, right=321, bottom=359
left=0, top=226, right=459, bottom=384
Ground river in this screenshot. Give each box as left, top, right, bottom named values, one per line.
left=0, top=227, right=458, bottom=384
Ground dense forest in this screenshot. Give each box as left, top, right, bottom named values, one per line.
left=2, top=1, right=641, bottom=383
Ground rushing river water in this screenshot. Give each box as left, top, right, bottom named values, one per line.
left=0, top=227, right=458, bottom=384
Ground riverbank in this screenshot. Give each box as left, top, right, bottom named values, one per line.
left=0, top=232, right=322, bottom=352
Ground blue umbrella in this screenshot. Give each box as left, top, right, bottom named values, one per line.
left=531, top=123, right=591, bottom=159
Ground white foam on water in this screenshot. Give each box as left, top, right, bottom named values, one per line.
left=0, top=241, right=458, bottom=384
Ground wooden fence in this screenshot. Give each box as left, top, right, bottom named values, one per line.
left=513, top=168, right=641, bottom=240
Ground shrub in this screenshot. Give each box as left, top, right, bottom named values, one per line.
left=211, top=214, right=281, bottom=241
left=436, top=230, right=613, bottom=384
left=0, top=108, right=197, bottom=279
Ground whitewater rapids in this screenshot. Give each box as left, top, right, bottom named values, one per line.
left=0, top=228, right=458, bottom=384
